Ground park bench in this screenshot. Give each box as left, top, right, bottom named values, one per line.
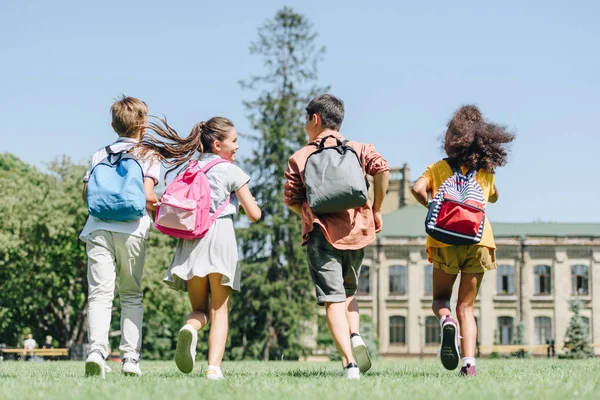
left=1, top=348, right=69, bottom=359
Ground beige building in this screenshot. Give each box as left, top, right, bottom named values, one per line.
left=357, top=166, right=600, bottom=357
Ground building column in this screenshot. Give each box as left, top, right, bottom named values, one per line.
left=554, top=248, right=569, bottom=347
left=521, top=249, right=533, bottom=345
left=592, top=251, right=600, bottom=355
left=376, top=244, right=387, bottom=353
left=407, top=250, right=422, bottom=355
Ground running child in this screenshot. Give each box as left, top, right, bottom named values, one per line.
left=138, top=116, right=261, bottom=380
left=411, top=105, right=515, bottom=376
left=284, top=94, right=390, bottom=379
left=81, top=96, right=161, bottom=377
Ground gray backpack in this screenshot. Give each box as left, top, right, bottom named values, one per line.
left=304, top=135, right=369, bottom=214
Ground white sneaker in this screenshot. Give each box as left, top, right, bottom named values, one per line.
left=122, top=358, right=143, bottom=376
left=205, top=366, right=224, bottom=380
left=85, top=351, right=106, bottom=379
left=175, top=324, right=197, bottom=374
left=343, top=362, right=360, bottom=380
left=351, top=335, right=372, bottom=373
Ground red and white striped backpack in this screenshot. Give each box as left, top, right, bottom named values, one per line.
left=425, top=160, right=486, bottom=245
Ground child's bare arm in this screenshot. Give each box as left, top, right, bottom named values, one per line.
left=372, top=171, right=390, bottom=233
left=489, top=184, right=499, bottom=203
left=236, top=184, right=262, bottom=222
left=82, top=183, right=88, bottom=204
left=411, top=177, right=430, bottom=207
left=372, top=171, right=389, bottom=213
left=144, top=178, right=159, bottom=212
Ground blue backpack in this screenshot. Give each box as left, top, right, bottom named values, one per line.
left=86, top=145, right=146, bottom=221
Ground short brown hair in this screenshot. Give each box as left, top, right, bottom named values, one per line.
left=110, top=96, right=148, bottom=137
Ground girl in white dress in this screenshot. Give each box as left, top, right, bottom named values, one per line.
left=139, top=116, right=261, bottom=379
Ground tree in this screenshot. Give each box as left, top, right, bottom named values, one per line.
left=0, top=154, right=89, bottom=347
left=230, top=7, right=327, bottom=360
left=560, top=300, right=593, bottom=359
left=0, top=153, right=195, bottom=359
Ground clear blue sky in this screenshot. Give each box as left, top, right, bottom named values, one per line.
left=1, top=0, right=598, bottom=223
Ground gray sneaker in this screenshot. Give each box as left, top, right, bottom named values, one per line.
left=439, top=316, right=460, bottom=370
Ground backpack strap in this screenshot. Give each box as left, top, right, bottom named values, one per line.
left=199, top=158, right=229, bottom=173
left=318, top=135, right=344, bottom=149
left=211, top=195, right=232, bottom=222
left=199, top=158, right=232, bottom=221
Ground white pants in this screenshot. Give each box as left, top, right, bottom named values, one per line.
left=85, top=230, right=146, bottom=360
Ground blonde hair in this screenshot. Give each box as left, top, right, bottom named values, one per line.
left=110, top=96, right=148, bottom=137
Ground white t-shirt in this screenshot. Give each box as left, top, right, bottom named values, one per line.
left=196, top=153, right=250, bottom=217
left=24, top=338, right=36, bottom=350
left=80, top=137, right=161, bottom=240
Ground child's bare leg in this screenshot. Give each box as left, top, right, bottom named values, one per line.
left=432, top=268, right=458, bottom=318
left=325, top=301, right=355, bottom=366
left=345, top=295, right=360, bottom=334
left=207, top=273, right=231, bottom=367
left=186, top=276, right=210, bottom=331
left=456, top=272, right=483, bottom=358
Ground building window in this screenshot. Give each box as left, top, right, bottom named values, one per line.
left=357, top=266, right=370, bottom=295
left=496, top=264, right=515, bottom=295
left=571, top=265, right=589, bottom=295
left=534, top=265, right=552, bottom=295
left=389, top=316, right=406, bottom=345
left=534, top=317, right=552, bottom=345
left=425, top=316, right=440, bottom=345
left=389, top=265, right=406, bottom=295
left=498, top=317, right=514, bottom=345
left=424, top=264, right=433, bottom=295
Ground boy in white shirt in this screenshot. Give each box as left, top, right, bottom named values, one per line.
left=81, top=96, right=160, bottom=378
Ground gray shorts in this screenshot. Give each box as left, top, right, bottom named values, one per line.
left=307, top=226, right=365, bottom=306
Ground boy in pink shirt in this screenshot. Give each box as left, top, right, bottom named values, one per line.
left=284, top=94, right=390, bottom=379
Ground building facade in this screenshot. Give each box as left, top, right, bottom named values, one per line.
left=357, top=167, right=600, bottom=357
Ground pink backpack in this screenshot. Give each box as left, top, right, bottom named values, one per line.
left=155, top=158, right=231, bottom=240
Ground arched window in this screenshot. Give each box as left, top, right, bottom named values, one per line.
left=424, top=264, right=433, bottom=295
left=497, top=265, right=515, bottom=295
left=425, top=316, right=440, bottom=345
left=357, top=266, right=370, bottom=295
left=498, top=317, right=514, bottom=345
left=389, top=316, right=406, bottom=345
left=389, top=265, right=406, bottom=295
left=571, top=265, right=589, bottom=295
left=534, top=317, right=552, bottom=345
left=534, top=265, right=552, bottom=295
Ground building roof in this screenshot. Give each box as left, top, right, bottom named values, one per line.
left=380, top=205, right=600, bottom=238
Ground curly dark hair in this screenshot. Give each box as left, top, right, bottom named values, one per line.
left=443, top=105, right=515, bottom=172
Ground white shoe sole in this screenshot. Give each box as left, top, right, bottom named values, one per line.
left=85, top=360, right=105, bottom=379
left=175, top=328, right=195, bottom=374
left=351, top=337, right=372, bottom=373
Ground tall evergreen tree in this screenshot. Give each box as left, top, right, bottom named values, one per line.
left=229, top=7, right=327, bottom=360
left=560, top=300, right=593, bottom=359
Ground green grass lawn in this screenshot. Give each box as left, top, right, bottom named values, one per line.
left=1, top=359, right=599, bottom=400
